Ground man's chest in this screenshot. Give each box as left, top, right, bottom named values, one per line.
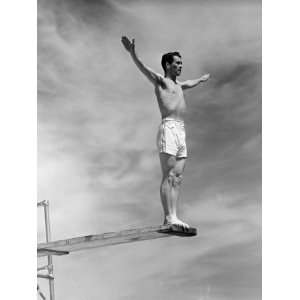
left=161, top=80, right=184, bottom=98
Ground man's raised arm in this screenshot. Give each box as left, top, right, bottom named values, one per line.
left=121, top=36, right=162, bottom=85
left=180, top=74, right=210, bottom=90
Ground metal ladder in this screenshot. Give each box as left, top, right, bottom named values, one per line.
left=37, top=200, right=55, bottom=300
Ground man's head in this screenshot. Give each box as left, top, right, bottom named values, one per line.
left=161, top=52, right=182, bottom=77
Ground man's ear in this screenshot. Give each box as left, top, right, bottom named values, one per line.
left=166, top=62, right=171, bottom=70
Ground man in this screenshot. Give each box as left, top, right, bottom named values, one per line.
left=121, top=36, right=210, bottom=229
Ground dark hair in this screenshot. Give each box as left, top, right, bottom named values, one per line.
left=161, top=52, right=182, bottom=73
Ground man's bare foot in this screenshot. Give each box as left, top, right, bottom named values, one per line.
left=163, top=216, right=190, bottom=229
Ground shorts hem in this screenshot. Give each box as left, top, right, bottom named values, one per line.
left=159, top=150, right=188, bottom=158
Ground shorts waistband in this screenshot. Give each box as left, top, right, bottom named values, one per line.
left=162, top=117, right=184, bottom=124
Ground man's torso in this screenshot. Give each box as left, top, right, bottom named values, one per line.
left=154, top=77, right=186, bottom=120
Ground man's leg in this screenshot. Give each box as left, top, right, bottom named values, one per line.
left=159, top=153, right=189, bottom=228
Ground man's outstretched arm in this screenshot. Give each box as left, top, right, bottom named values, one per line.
left=121, top=36, right=162, bottom=85
left=180, top=74, right=210, bottom=90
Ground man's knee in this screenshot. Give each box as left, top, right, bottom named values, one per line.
left=175, top=174, right=183, bottom=186
left=167, top=172, right=183, bottom=187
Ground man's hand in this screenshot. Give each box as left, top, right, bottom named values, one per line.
left=200, top=73, right=210, bottom=82
left=121, top=36, right=135, bottom=53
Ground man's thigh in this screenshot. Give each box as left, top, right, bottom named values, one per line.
left=159, top=153, right=186, bottom=176
left=159, top=153, right=176, bottom=175
left=174, top=157, right=187, bottom=176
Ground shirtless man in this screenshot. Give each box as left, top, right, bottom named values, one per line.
left=121, top=36, right=210, bottom=229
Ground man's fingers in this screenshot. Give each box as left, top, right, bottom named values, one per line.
left=121, top=36, right=129, bottom=44
left=121, top=36, right=135, bottom=52
left=121, top=36, right=134, bottom=45
left=201, top=74, right=210, bottom=81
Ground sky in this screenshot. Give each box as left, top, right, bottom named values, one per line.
left=37, top=0, right=261, bottom=299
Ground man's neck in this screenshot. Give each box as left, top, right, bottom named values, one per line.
left=165, top=73, right=177, bottom=83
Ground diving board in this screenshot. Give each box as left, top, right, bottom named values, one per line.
left=38, top=224, right=197, bottom=257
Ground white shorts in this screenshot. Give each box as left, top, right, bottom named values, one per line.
left=156, top=118, right=187, bottom=158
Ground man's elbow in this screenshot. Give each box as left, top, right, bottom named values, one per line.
left=186, top=80, right=196, bottom=89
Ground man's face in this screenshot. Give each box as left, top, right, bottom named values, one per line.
left=168, top=55, right=182, bottom=76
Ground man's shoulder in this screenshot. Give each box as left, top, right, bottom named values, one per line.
left=153, top=73, right=167, bottom=87
left=176, top=80, right=186, bottom=86
left=156, top=73, right=165, bottom=81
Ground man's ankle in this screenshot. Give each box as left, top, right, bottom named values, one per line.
left=165, top=215, right=177, bottom=223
